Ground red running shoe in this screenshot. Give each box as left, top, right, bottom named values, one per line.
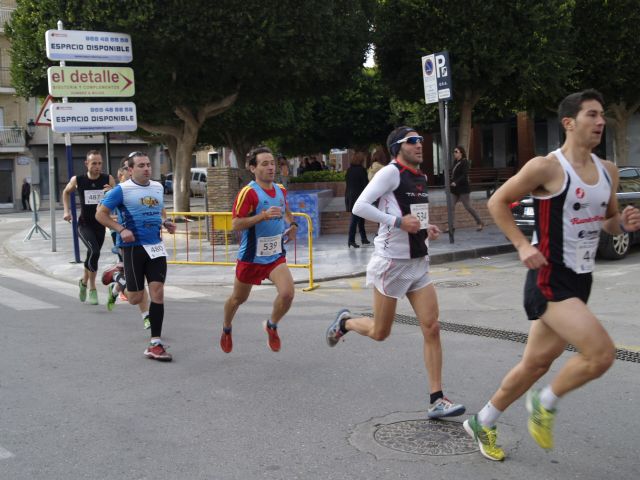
left=263, top=321, right=281, bottom=352
left=102, top=262, right=124, bottom=285
left=144, top=342, right=172, bottom=362
left=220, top=328, right=233, bottom=353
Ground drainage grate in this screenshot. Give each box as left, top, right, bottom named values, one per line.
left=362, top=313, right=640, bottom=364
left=373, top=420, right=477, bottom=456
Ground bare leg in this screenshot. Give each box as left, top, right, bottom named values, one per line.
left=223, top=277, right=253, bottom=329
left=345, top=287, right=397, bottom=341
left=407, top=283, right=442, bottom=393
left=459, top=193, right=482, bottom=225
left=267, top=263, right=295, bottom=324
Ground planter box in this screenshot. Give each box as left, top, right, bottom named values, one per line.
left=288, top=181, right=345, bottom=197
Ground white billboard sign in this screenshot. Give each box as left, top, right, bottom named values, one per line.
left=51, top=102, right=137, bottom=133
left=45, top=30, right=133, bottom=63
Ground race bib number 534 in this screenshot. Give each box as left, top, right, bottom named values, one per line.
left=410, top=203, right=429, bottom=229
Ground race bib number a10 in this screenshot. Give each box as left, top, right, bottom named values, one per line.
left=84, top=189, right=105, bottom=205
left=143, top=242, right=167, bottom=259
left=257, top=235, right=282, bottom=257
left=410, top=203, right=429, bottom=229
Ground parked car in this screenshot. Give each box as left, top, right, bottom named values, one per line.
left=163, top=172, right=173, bottom=194
left=510, top=166, right=640, bottom=259
left=189, top=168, right=207, bottom=197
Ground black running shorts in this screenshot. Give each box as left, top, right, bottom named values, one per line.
left=122, top=245, right=167, bottom=292
left=524, top=263, right=592, bottom=320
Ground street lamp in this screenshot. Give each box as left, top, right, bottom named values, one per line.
left=26, top=119, right=36, bottom=139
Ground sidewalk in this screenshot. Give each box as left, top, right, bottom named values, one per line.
left=5, top=215, right=513, bottom=287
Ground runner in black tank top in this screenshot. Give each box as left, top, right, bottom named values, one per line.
left=62, top=151, right=115, bottom=305
left=464, top=90, right=640, bottom=461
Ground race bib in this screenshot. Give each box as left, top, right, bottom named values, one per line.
left=410, top=203, right=430, bottom=229
left=257, top=235, right=282, bottom=257
left=84, top=189, right=105, bottom=205
left=143, top=242, right=167, bottom=259
left=576, top=238, right=598, bottom=272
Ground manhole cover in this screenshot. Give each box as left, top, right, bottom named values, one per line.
left=434, top=280, right=479, bottom=288
left=373, top=420, right=478, bottom=456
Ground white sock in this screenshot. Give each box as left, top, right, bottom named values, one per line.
left=112, top=284, right=120, bottom=296
left=141, top=311, right=149, bottom=320
left=539, top=385, right=559, bottom=410
left=477, top=401, right=502, bottom=427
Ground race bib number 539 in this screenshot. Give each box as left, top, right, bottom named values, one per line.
left=257, top=235, right=282, bottom=257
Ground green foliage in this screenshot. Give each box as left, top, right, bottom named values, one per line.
left=374, top=0, right=574, bottom=114
left=289, top=170, right=346, bottom=183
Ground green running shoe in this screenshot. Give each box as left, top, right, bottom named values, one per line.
left=78, top=279, right=87, bottom=302
left=143, top=315, right=151, bottom=330
left=463, top=415, right=505, bottom=461
left=88, top=289, right=98, bottom=305
left=526, top=389, right=556, bottom=450
left=106, top=284, right=118, bottom=311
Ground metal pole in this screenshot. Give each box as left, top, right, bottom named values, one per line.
left=47, top=126, right=56, bottom=251
left=58, top=20, right=81, bottom=262
left=439, top=100, right=455, bottom=243
left=104, top=132, right=111, bottom=175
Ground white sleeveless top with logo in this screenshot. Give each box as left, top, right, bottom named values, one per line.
left=532, top=148, right=611, bottom=274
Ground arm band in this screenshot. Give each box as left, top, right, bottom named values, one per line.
left=394, top=216, right=402, bottom=229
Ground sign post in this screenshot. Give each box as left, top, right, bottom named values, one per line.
left=45, top=22, right=135, bottom=262
left=35, top=95, right=57, bottom=251
left=422, top=51, right=454, bottom=243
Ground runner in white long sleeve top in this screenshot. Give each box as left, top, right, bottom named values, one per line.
left=325, top=126, right=466, bottom=419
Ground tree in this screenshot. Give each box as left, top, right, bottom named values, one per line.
left=572, top=0, right=640, bottom=165
left=374, top=0, right=573, bottom=158
left=8, top=0, right=374, bottom=210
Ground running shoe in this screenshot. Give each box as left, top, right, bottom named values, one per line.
left=101, top=263, right=124, bottom=285
left=463, top=415, right=505, bottom=461
left=144, top=342, right=172, bottom=362
left=143, top=315, right=151, bottom=330
left=106, top=284, right=118, bottom=311
left=263, top=321, right=281, bottom=352
left=526, top=388, right=556, bottom=449
left=220, top=328, right=232, bottom=353
left=427, top=396, right=466, bottom=418
left=78, top=279, right=87, bottom=302
left=326, top=308, right=351, bottom=347
left=88, top=289, right=98, bottom=305
left=119, top=291, right=128, bottom=301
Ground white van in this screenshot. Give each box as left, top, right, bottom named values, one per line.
left=190, top=168, right=207, bottom=196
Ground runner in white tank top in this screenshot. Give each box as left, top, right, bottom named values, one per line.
left=463, top=90, right=640, bottom=461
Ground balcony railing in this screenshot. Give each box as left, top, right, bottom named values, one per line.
left=0, top=7, right=14, bottom=32
left=0, top=127, right=25, bottom=147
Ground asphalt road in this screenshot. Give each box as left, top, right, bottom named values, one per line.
left=1, top=214, right=639, bottom=480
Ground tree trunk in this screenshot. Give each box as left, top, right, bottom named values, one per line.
left=607, top=101, right=640, bottom=166
left=138, top=92, right=239, bottom=212
left=222, top=132, right=251, bottom=170
left=457, top=88, right=482, bottom=160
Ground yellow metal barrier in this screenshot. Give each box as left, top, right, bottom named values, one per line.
left=165, top=211, right=318, bottom=291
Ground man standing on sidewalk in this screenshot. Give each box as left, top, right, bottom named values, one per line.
left=62, top=150, right=115, bottom=305
left=96, top=152, right=176, bottom=362
left=463, top=89, right=640, bottom=461
left=325, top=126, right=466, bottom=419
left=220, top=146, right=298, bottom=354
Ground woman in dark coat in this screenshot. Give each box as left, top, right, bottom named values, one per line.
left=345, top=152, right=370, bottom=248
left=449, top=145, right=483, bottom=231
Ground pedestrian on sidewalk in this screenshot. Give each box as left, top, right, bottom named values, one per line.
left=220, top=146, right=298, bottom=354
left=326, top=126, right=466, bottom=419
left=345, top=151, right=370, bottom=248
left=463, top=89, right=640, bottom=461
left=62, top=150, right=115, bottom=305
left=367, top=148, right=389, bottom=181
left=96, top=152, right=176, bottom=362
left=21, top=178, right=31, bottom=210
left=448, top=146, right=483, bottom=232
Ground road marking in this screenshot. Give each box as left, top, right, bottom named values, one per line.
left=163, top=285, right=207, bottom=299
left=0, top=268, right=78, bottom=299
left=0, top=285, right=58, bottom=311
left=0, top=445, right=15, bottom=459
